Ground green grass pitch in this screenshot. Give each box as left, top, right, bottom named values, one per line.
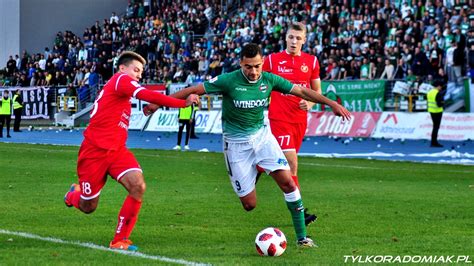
left=0, top=143, right=473, bottom=265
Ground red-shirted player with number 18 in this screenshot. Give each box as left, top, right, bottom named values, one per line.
left=64, top=51, right=199, bottom=251
left=263, top=22, right=321, bottom=226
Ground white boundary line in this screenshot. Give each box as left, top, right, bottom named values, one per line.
left=0, top=229, right=210, bottom=266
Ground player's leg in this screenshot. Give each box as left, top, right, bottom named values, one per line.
left=256, top=127, right=315, bottom=247
left=223, top=140, right=258, bottom=211
left=108, top=148, right=144, bottom=251
left=269, top=120, right=299, bottom=186
left=292, top=123, right=318, bottom=225
left=65, top=141, right=107, bottom=214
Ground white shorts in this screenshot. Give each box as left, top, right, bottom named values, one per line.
left=223, top=126, right=290, bottom=197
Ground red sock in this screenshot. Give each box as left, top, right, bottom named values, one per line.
left=292, top=175, right=300, bottom=190
left=112, top=195, right=142, bottom=243
left=67, top=190, right=81, bottom=209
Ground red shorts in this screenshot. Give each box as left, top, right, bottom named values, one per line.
left=76, top=139, right=141, bottom=200
left=269, top=119, right=306, bottom=153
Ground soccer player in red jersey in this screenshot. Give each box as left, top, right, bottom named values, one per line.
left=262, top=22, right=322, bottom=226
left=64, top=51, right=199, bottom=251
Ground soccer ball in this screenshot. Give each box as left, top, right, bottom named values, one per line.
left=255, top=227, right=287, bottom=256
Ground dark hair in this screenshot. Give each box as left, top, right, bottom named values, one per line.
left=117, top=51, right=146, bottom=69
left=240, top=43, right=262, bottom=59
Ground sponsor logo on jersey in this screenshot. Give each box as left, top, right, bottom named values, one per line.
left=277, top=158, right=288, bottom=166
left=301, top=64, right=309, bottom=73
left=259, top=84, right=268, bottom=93
left=278, top=61, right=287, bottom=64
left=277, top=66, right=293, bottom=73
left=209, top=76, right=218, bottom=83
left=233, top=98, right=268, bottom=108
left=235, top=87, right=247, bottom=91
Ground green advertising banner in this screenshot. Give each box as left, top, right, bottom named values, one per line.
left=314, top=80, right=386, bottom=112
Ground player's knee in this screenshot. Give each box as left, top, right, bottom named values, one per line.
left=80, top=201, right=97, bottom=214
left=130, top=180, right=146, bottom=197
left=137, top=181, right=146, bottom=195
left=243, top=202, right=256, bottom=211
left=281, top=179, right=297, bottom=193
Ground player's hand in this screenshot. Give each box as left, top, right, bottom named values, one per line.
left=299, top=99, right=310, bottom=110
left=185, top=94, right=200, bottom=106
left=143, top=103, right=160, bottom=116
left=329, top=103, right=352, bottom=121
left=299, top=99, right=316, bottom=111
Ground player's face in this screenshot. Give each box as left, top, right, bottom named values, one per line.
left=240, top=54, right=263, bottom=81
left=286, top=29, right=306, bottom=55
left=120, top=60, right=144, bottom=81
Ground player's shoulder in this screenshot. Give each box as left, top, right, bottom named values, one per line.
left=206, top=70, right=237, bottom=85
left=301, top=51, right=317, bottom=60
left=262, top=71, right=284, bottom=82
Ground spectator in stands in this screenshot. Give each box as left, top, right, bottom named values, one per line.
left=469, top=44, right=474, bottom=83
left=89, top=68, right=99, bottom=101
left=2, top=0, right=469, bottom=95
left=6, top=56, right=16, bottom=76
left=380, top=59, right=395, bottom=80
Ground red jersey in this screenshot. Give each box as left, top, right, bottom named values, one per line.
left=84, top=73, right=186, bottom=150
left=263, top=50, right=320, bottom=124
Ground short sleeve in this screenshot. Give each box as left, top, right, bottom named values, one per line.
left=203, top=74, right=229, bottom=94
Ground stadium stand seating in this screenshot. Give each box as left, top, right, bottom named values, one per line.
left=1, top=0, right=473, bottom=97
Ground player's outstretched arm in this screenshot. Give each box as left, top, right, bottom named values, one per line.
left=291, top=85, right=352, bottom=121
left=136, top=89, right=199, bottom=109
left=143, top=84, right=205, bottom=116
left=171, top=84, right=206, bottom=99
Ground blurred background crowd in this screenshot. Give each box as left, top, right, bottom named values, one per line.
left=1, top=0, right=473, bottom=94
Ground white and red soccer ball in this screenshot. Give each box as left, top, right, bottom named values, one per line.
left=255, top=227, right=287, bottom=256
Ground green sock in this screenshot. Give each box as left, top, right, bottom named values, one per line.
left=286, top=199, right=306, bottom=240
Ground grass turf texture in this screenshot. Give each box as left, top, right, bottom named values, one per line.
left=0, top=142, right=473, bottom=265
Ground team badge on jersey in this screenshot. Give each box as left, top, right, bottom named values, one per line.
left=301, top=64, right=309, bottom=73
left=259, top=84, right=268, bottom=93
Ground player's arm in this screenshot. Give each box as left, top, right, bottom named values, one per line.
left=290, top=85, right=351, bottom=121
left=299, top=78, right=321, bottom=111
left=136, top=89, right=198, bottom=109
left=143, top=84, right=206, bottom=116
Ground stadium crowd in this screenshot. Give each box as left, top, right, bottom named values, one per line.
left=1, top=0, right=473, bottom=96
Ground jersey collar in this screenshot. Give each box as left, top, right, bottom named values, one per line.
left=240, top=69, right=261, bottom=84
left=285, top=49, right=301, bottom=57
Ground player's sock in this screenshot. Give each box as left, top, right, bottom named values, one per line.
left=291, top=175, right=300, bottom=189
left=112, top=195, right=142, bottom=244
left=284, top=189, right=307, bottom=240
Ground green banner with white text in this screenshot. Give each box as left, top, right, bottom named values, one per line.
left=314, top=80, right=386, bottom=112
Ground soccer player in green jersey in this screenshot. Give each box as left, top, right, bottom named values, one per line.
left=146, top=43, right=351, bottom=247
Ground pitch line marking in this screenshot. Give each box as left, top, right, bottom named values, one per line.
left=0, top=229, right=211, bottom=266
